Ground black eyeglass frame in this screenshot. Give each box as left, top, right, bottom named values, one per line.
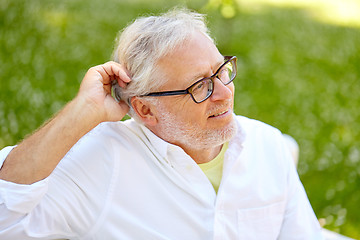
left=141, top=56, right=237, bottom=103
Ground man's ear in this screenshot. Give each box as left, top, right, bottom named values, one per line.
left=130, top=97, right=158, bottom=126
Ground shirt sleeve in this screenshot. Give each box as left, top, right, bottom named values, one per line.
left=0, top=146, right=15, bottom=168
left=0, top=124, right=117, bottom=239
left=277, top=137, right=324, bottom=239
left=0, top=146, right=49, bottom=213
left=0, top=146, right=51, bottom=239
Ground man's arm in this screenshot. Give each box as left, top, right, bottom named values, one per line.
left=0, top=61, right=131, bottom=184
left=277, top=135, right=323, bottom=239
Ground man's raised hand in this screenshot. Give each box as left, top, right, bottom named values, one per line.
left=77, top=61, right=131, bottom=122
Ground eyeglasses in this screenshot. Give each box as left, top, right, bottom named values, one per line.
left=141, top=56, right=237, bottom=103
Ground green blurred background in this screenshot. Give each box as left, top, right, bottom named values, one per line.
left=1, top=0, right=359, bottom=238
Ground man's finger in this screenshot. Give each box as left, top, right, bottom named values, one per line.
left=100, top=61, right=131, bottom=86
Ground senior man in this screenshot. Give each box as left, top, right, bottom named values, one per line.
left=0, top=9, right=322, bottom=239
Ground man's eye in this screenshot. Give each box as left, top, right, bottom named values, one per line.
left=193, top=81, right=206, bottom=92
left=195, top=82, right=204, bottom=89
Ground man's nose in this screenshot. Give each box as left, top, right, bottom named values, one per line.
left=210, top=77, right=233, bottom=101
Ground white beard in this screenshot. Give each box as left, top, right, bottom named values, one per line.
left=150, top=99, right=237, bottom=150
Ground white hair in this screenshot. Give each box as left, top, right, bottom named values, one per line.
left=111, top=8, right=214, bottom=119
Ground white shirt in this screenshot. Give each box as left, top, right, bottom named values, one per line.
left=0, top=116, right=323, bottom=239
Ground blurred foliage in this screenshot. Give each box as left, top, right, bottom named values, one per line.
left=204, top=0, right=237, bottom=18
left=0, top=0, right=359, bottom=238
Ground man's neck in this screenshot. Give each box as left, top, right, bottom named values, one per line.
left=181, top=144, right=223, bottom=164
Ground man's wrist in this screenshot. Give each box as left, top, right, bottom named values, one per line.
left=69, top=96, right=105, bottom=128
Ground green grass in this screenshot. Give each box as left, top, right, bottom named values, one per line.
left=1, top=0, right=359, bottom=238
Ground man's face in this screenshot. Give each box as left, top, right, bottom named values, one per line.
left=149, top=31, right=237, bottom=150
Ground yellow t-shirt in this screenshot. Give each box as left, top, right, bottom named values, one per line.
left=198, top=142, right=228, bottom=193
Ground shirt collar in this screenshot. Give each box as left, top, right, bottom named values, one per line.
left=138, top=123, right=171, bottom=161
left=228, top=115, right=246, bottom=152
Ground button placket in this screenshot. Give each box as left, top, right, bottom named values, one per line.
left=167, top=146, right=216, bottom=206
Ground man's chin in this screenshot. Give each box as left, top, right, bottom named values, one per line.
left=219, top=117, right=238, bottom=142
left=200, top=118, right=237, bottom=148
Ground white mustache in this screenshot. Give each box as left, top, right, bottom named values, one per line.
left=207, top=100, right=232, bottom=116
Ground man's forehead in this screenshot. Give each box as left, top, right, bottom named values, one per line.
left=157, top=53, right=224, bottom=89
left=186, top=56, right=225, bottom=82
left=156, top=32, right=223, bottom=87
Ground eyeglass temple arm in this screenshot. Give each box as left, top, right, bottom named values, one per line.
left=142, top=89, right=189, bottom=97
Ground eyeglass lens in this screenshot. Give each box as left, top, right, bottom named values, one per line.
left=190, top=60, right=235, bottom=103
